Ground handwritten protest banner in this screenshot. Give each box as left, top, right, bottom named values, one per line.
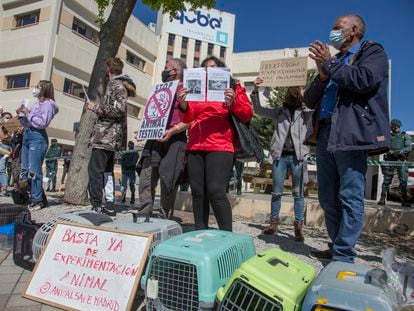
left=137, top=80, right=179, bottom=140
left=23, top=222, right=152, bottom=311
left=259, top=57, right=308, bottom=87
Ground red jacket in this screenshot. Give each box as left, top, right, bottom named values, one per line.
left=182, top=84, right=253, bottom=153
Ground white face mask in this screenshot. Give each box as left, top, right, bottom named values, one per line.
left=32, top=87, right=40, bottom=98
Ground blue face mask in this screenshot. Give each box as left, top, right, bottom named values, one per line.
left=329, top=29, right=345, bottom=49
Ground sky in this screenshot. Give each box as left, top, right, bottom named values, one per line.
left=133, top=0, right=414, bottom=129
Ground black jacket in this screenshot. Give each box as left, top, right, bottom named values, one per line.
left=305, top=40, right=390, bottom=154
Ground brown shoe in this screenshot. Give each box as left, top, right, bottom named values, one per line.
left=294, top=221, right=305, bottom=242
left=262, top=219, right=279, bottom=235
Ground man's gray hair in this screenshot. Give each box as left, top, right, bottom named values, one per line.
left=348, top=15, right=366, bottom=39
left=169, top=58, right=187, bottom=78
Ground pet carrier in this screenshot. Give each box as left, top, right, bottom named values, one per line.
left=0, top=223, right=14, bottom=250
left=13, top=218, right=43, bottom=271
left=101, top=217, right=182, bottom=255
left=32, top=210, right=113, bottom=261
left=301, top=261, right=394, bottom=311
left=141, top=229, right=256, bottom=311
left=217, top=247, right=316, bottom=311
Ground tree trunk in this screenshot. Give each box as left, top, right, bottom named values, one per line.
left=64, top=0, right=137, bottom=205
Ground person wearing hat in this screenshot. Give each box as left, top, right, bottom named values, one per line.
left=378, top=119, right=412, bottom=206
left=45, top=138, right=61, bottom=192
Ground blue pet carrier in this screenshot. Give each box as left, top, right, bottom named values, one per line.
left=141, top=229, right=256, bottom=310
left=301, top=261, right=394, bottom=311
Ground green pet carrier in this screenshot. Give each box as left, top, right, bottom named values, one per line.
left=217, top=248, right=317, bottom=311
left=141, top=229, right=256, bottom=311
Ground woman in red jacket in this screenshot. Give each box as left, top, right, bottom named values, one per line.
left=177, top=56, right=253, bottom=231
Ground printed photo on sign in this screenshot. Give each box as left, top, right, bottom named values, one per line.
left=137, top=80, right=180, bottom=140
left=22, top=222, right=152, bottom=311
left=183, top=68, right=206, bottom=101
left=207, top=67, right=230, bottom=102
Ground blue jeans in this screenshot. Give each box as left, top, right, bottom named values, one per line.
left=271, top=155, right=305, bottom=222
left=316, top=125, right=367, bottom=263
left=20, top=128, right=48, bottom=202
left=121, top=169, right=136, bottom=197
left=0, top=143, right=11, bottom=187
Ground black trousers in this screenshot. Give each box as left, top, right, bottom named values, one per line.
left=88, top=148, right=114, bottom=208
left=187, top=151, right=234, bottom=231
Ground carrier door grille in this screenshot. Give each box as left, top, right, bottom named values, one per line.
left=148, top=256, right=199, bottom=311
left=219, top=279, right=283, bottom=311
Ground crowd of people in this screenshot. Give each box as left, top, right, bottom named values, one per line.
left=1, top=14, right=410, bottom=264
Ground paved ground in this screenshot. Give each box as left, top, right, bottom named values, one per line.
left=0, top=193, right=413, bottom=310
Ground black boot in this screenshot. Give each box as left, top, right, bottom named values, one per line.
left=377, top=193, right=386, bottom=205
left=236, top=181, right=242, bottom=195
left=130, top=192, right=135, bottom=205
left=401, top=195, right=411, bottom=207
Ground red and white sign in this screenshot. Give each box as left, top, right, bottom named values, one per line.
left=137, top=80, right=179, bottom=140
left=23, top=222, right=152, bottom=311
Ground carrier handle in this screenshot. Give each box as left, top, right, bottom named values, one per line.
left=337, top=271, right=357, bottom=280
left=268, top=257, right=289, bottom=268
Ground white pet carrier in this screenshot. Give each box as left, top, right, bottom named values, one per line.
left=32, top=210, right=113, bottom=260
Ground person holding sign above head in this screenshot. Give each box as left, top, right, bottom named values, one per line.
left=87, top=57, right=136, bottom=216
left=251, top=79, right=314, bottom=242
left=177, top=56, right=253, bottom=232
left=305, top=15, right=390, bottom=263
left=136, top=58, right=189, bottom=219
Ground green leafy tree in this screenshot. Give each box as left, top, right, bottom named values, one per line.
left=65, top=0, right=215, bottom=205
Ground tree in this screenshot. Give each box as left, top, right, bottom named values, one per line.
left=64, top=0, right=215, bottom=205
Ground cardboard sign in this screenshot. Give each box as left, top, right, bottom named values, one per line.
left=23, top=222, right=153, bottom=311
left=2, top=116, right=22, bottom=133
left=259, top=57, right=308, bottom=87
left=137, top=80, right=179, bottom=140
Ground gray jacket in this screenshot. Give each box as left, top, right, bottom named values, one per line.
left=250, top=92, right=314, bottom=161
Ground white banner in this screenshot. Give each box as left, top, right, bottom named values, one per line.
left=165, top=5, right=233, bottom=47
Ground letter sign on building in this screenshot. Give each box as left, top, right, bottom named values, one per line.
left=163, top=4, right=234, bottom=47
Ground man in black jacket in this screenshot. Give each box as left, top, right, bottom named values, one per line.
left=121, top=141, right=139, bottom=204
left=305, top=15, right=390, bottom=263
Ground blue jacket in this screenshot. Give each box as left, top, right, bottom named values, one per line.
left=305, top=41, right=390, bottom=154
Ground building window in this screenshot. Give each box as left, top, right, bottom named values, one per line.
left=195, top=40, right=201, bottom=52
left=166, top=51, right=173, bottom=60
left=6, top=73, right=30, bottom=89
left=72, top=17, right=99, bottom=44
left=207, top=43, right=214, bottom=56
left=15, top=10, right=40, bottom=28
left=181, top=37, right=188, bottom=50
left=193, top=57, right=200, bottom=67
left=168, top=33, right=175, bottom=47
left=220, top=46, right=226, bottom=60
left=126, top=51, right=145, bottom=71
left=63, top=78, right=87, bottom=99
left=127, top=104, right=141, bottom=118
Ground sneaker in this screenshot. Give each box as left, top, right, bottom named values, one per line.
left=28, top=201, right=46, bottom=212
left=309, top=249, right=332, bottom=262
left=102, top=207, right=116, bottom=217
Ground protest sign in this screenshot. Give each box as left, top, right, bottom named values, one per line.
left=259, top=57, right=308, bottom=87
left=183, top=67, right=230, bottom=102
left=183, top=68, right=206, bottom=101
left=23, top=222, right=152, bottom=311
left=137, top=80, right=179, bottom=140
left=3, top=116, right=22, bottom=133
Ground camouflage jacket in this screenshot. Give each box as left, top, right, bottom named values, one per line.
left=90, top=75, right=136, bottom=151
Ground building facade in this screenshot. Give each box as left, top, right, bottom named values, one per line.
left=0, top=0, right=157, bottom=151
left=0, top=1, right=315, bottom=150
